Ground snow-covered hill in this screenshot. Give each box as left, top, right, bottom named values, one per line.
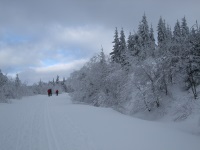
left=0, top=93, right=199, bottom=150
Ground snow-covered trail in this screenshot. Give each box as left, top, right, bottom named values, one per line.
left=0, top=93, right=199, bottom=150
left=0, top=94, right=96, bottom=150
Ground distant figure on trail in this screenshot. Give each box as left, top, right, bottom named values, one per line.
left=47, top=89, right=50, bottom=96
left=48, top=89, right=52, bottom=96
left=56, top=90, right=59, bottom=96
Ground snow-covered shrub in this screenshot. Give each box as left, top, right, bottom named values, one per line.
left=68, top=50, right=118, bottom=106
left=0, top=71, right=36, bottom=103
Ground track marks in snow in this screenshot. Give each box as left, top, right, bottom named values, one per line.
left=0, top=95, right=97, bottom=150
left=46, top=98, right=97, bottom=150
left=0, top=94, right=98, bottom=150
left=44, top=100, right=61, bottom=150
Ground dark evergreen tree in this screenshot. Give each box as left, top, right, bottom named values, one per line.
left=15, top=74, right=21, bottom=88
left=173, top=20, right=182, bottom=44
left=110, top=27, right=120, bottom=63
left=181, top=16, right=189, bottom=39
left=157, top=17, right=167, bottom=48
left=138, top=14, right=150, bottom=59
left=118, top=28, right=128, bottom=66
left=166, top=25, right=173, bottom=42
left=185, top=23, right=200, bottom=99
left=127, top=33, right=141, bottom=58
left=138, top=14, right=149, bottom=43
left=157, top=17, right=174, bottom=94
left=157, top=17, right=168, bottom=55
left=56, top=75, right=59, bottom=84
left=127, top=32, right=134, bottom=52
left=119, top=28, right=126, bottom=52
left=149, top=24, right=156, bottom=57
left=0, top=70, right=7, bottom=88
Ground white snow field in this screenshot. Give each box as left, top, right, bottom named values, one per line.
left=0, top=93, right=199, bottom=150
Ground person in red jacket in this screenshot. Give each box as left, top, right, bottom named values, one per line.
left=47, top=89, right=51, bottom=96
left=47, top=89, right=52, bottom=96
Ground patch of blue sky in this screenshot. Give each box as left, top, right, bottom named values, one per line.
left=42, top=59, right=60, bottom=67
left=1, top=32, right=34, bottom=44
left=56, top=48, right=90, bottom=59
left=1, top=66, right=23, bottom=75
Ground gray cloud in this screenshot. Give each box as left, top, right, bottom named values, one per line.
left=17, top=59, right=88, bottom=85
left=0, top=23, right=113, bottom=81
left=1, top=0, right=199, bottom=29
left=0, top=0, right=200, bottom=84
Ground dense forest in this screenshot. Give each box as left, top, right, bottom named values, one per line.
left=66, top=15, right=200, bottom=120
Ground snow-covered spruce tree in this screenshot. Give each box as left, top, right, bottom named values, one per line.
left=110, top=27, right=120, bottom=63
left=118, top=28, right=128, bottom=67
left=110, top=27, right=128, bottom=67
left=184, top=23, right=200, bottom=99
left=124, top=16, right=162, bottom=111
left=137, top=14, right=151, bottom=60
left=149, top=24, right=156, bottom=57
left=172, top=20, right=182, bottom=58
left=155, top=17, right=174, bottom=95
left=15, top=74, right=21, bottom=88
left=177, top=17, right=190, bottom=74
left=181, top=17, right=190, bottom=39
left=14, top=74, right=22, bottom=99
left=173, top=20, right=182, bottom=43
left=157, top=17, right=167, bottom=56
left=0, top=70, right=9, bottom=102
left=56, top=75, right=59, bottom=84
left=127, top=32, right=134, bottom=54
left=162, top=17, right=189, bottom=87
left=177, top=17, right=190, bottom=73
left=162, top=21, right=181, bottom=85
left=127, top=33, right=141, bottom=60
left=166, top=25, right=173, bottom=42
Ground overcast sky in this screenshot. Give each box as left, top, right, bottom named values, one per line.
left=0, top=0, right=199, bottom=84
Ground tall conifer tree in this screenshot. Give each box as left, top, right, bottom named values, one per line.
left=110, top=27, right=120, bottom=63
left=138, top=14, right=150, bottom=59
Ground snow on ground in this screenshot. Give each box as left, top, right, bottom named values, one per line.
left=0, top=93, right=199, bottom=150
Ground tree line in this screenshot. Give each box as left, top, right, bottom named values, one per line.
left=0, top=72, right=67, bottom=103
left=67, top=15, right=200, bottom=118
left=0, top=71, right=31, bottom=103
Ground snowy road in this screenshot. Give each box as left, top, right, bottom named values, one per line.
left=0, top=93, right=199, bottom=150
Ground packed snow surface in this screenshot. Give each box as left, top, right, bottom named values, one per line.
left=0, top=93, right=199, bottom=150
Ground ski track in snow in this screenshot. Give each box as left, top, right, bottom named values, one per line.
left=0, top=93, right=199, bottom=150
left=0, top=94, right=97, bottom=150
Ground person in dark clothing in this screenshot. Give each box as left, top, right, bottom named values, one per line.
left=48, top=89, right=51, bottom=96
left=48, top=89, right=53, bottom=96
left=55, top=90, right=58, bottom=96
